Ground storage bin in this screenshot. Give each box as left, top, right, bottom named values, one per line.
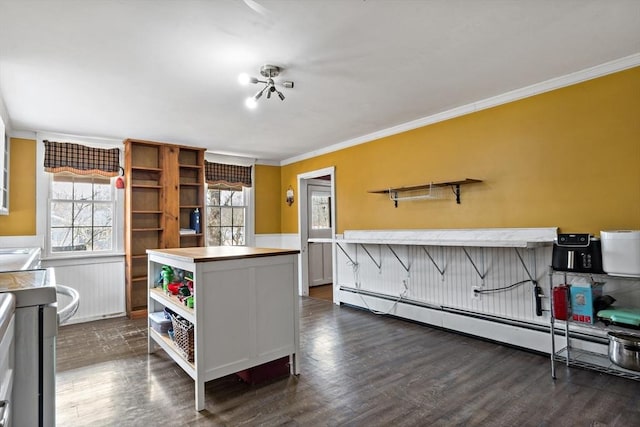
left=570, top=282, right=604, bottom=324
left=236, top=357, right=290, bottom=385
left=149, top=311, right=172, bottom=333
left=171, top=314, right=194, bottom=362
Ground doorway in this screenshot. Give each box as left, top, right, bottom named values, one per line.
left=297, top=167, right=336, bottom=302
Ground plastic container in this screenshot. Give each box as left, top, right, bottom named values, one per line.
left=601, top=230, right=640, bottom=277
left=149, top=311, right=172, bottom=333
left=552, top=285, right=569, bottom=320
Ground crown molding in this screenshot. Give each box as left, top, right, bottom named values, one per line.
left=280, top=53, right=640, bottom=166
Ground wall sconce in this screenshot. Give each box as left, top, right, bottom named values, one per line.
left=286, top=185, right=294, bottom=206
left=115, top=167, right=125, bottom=189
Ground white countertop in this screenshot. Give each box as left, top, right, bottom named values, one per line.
left=0, top=247, right=41, bottom=272
left=339, top=228, right=558, bottom=248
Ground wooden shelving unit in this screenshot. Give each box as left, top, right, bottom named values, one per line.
left=124, top=139, right=205, bottom=318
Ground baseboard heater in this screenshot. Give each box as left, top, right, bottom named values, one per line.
left=338, top=285, right=609, bottom=353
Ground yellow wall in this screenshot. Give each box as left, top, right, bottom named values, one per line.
left=254, top=164, right=281, bottom=234
left=279, top=67, right=640, bottom=236
left=0, top=138, right=37, bottom=235
left=2, top=69, right=638, bottom=238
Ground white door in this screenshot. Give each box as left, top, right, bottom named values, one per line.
left=307, top=183, right=332, bottom=287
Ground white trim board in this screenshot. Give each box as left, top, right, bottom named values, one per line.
left=281, top=53, right=640, bottom=166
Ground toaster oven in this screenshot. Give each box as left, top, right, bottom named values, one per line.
left=552, top=233, right=604, bottom=273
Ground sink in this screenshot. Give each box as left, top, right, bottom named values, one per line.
left=0, top=248, right=41, bottom=272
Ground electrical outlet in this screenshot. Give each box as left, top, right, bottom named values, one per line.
left=471, top=286, right=482, bottom=299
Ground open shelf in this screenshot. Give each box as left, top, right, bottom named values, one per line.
left=149, top=287, right=194, bottom=321
left=149, top=328, right=196, bottom=375
left=554, top=347, right=640, bottom=380
left=369, top=178, right=482, bottom=207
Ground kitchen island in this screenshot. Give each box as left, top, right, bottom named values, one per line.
left=146, top=246, right=300, bottom=411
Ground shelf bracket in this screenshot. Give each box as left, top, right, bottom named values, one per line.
left=386, top=244, right=411, bottom=273
left=452, top=184, right=462, bottom=204
left=462, top=247, right=486, bottom=280
left=336, top=243, right=358, bottom=266
left=514, top=248, right=535, bottom=283
left=360, top=244, right=382, bottom=270
left=421, top=246, right=445, bottom=278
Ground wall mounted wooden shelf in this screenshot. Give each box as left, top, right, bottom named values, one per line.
left=369, top=178, right=482, bottom=207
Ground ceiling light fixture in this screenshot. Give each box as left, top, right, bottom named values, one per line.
left=239, top=64, right=294, bottom=108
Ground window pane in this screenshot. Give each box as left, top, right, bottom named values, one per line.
left=220, top=190, right=235, bottom=206
left=93, top=227, right=112, bottom=250
left=220, top=227, right=233, bottom=245
left=221, top=207, right=233, bottom=226
left=75, top=202, right=93, bottom=226
left=231, top=191, right=243, bottom=206
left=93, top=180, right=112, bottom=201
left=207, top=227, right=221, bottom=246
left=232, top=208, right=244, bottom=226
left=207, top=189, right=220, bottom=205
left=311, top=192, right=330, bottom=229
left=51, top=180, right=73, bottom=200
left=232, top=227, right=244, bottom=245
left=208, top=207, right=221, bottom=226
left=74, top=181, right=93, bottom=200
left=51, top=227, right=73, bottom=249
left=51, top=202, right=73, bottom=226
left=94, top=204, right=113, bottom=226
left=73, top=227, right=92, bottom=249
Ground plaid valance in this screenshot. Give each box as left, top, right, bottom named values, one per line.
left=205, top=161, right=252, bottom=187
left=44, top=140, right=120, bottom=177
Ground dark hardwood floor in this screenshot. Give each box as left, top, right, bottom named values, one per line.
left=56, top=297, right=640, bottom=426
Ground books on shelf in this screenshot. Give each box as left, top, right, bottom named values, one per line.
left=180, top=228, right=196, bottom=235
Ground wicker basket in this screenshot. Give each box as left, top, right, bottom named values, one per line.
left=171, top=314, right=194, bottom=362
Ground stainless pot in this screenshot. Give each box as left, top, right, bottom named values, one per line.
left=608, top=332, right=640, bottom=372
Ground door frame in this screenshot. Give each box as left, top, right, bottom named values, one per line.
left=297, top=166, right=336, bottom=301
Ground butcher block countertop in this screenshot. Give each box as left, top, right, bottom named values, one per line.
left=146, top=246, right=300, bottom=263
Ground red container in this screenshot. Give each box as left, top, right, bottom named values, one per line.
left=236, top=357, right=290, bottom=385
left=553, top=285, right=569, bottom=320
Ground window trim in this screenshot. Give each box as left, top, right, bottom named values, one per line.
left=49, top=175, right=116, bottom=253
left=37, top=133, right=125, bottom=259
left=205, top=185, right=253, bottom=247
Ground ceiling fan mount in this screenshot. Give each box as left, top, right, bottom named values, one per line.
left=260, top=64, right=281, bottom=79
left=239, top=64, right=294, bottom=108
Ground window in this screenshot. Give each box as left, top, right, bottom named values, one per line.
left=206, top=187, right=246, bottom=246
left=308, top=184, right=331, bottom=239
left=50, top=174, right=114, bottom=252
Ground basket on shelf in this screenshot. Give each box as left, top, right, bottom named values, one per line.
left=170, top=314, right=194, bottom=362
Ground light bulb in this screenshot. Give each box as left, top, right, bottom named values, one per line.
left=238, top=73, right=251, bottom=85
left=245, top=97, right=257, bottom=109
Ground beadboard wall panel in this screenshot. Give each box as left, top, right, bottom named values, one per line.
left=337, top=243, right=550, bottom=325
left=43, top=256, right=125, bottom=324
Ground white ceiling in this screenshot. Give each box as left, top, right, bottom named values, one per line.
left=0, top=0, right=639, bottom=162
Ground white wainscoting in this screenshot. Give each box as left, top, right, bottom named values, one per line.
left=335, top=228, right=640, bottom=353
left=43, top=255, right=125, bottom=324
left=337, top=243, right=551, bottom=325
left=255, top=234, right=300, bottom=250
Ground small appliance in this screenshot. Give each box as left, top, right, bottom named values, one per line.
left=600, top=230, right=640, bottom=277
left=552, top=233, right=604, bottom=273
